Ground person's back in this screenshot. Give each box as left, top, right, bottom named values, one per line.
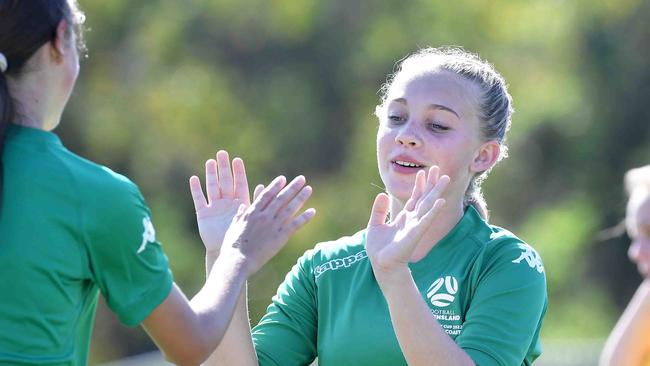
left=0, top=1, right=315, bottom=364
left=0, top=124, right=174, bottom=365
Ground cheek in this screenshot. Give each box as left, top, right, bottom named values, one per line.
left=376, top=127, right=393, bottom=157
left=438, top=136, right=477, bottom=173
left=63, top=54, right=80, bottom=91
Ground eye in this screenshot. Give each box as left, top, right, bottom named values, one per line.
left=427, top=122, right=450, bottom=132
left=388, top=114, right=407, bottom=124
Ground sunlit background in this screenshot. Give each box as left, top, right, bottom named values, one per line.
left=56, top=0, right=650, bottom=364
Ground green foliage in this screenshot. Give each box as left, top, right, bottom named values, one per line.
left=520, top=197, right=597, bottom=292
left=61, top=0, right=650, bottom=362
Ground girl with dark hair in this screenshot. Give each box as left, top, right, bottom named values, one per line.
left=203, top=47, right=548, bottom=366
left=0, top=1, right=314, bottom=365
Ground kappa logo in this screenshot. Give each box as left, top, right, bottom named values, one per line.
left=137, top=217, right=156, bottom=254
left=426, top=276, right=458, bottom=307
left=314, top=250, right=367, bottom=278
left=512, top=243, right=544, bottom=273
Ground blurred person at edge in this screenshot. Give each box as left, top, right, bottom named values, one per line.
left=0, top=1, right=315, bottom=365
left=600, top=165, right=650, bottom=366
left=200, top=47, right=548, bottom=366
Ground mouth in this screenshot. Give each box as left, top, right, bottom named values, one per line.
left=393, top=160, right=425, bottom=168
left=390, top=157, right=427, bottom=174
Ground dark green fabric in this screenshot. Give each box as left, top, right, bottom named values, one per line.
left=0, top=125, right=173, bottom=365
left=252, top=207, right=547, bottom=366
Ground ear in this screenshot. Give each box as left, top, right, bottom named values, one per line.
left=49, top=20, right=69, bottom=62
left=470, top=140, right=501, bottom=173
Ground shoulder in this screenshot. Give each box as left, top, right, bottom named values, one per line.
left=469, top=222, right=546, bottom=278
left=55, top=153, right=153, bottom=241
left=51, top=147, right=140, bottom=197
left=61, top=151, right=145, bottom=209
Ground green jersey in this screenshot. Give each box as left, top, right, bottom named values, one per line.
left=252, top=206, right=547, bottom=366
left=0, top=125, right=173, bottom=365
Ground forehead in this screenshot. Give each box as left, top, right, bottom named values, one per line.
left=386, top=71, right=481, bottom=120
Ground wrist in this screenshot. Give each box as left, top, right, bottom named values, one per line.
left=212, top=249, right=254, bottom=278
left=373, top=264, right=412, bottom=288
left=206, top=248, right=220, bottom=261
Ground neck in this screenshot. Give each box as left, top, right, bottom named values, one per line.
left=7, top=61, right=64, bottom=131
left=389, top=195, right=465, bottom=262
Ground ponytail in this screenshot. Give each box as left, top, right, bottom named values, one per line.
left=464, top=175, right=489, bottom=220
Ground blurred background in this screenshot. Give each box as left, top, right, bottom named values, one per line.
left=60, top=0, right=649, bottom=364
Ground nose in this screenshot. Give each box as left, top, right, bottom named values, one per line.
left=629, top=239, right=650, bottom=268
left=395, top=122, right=422, bottom=148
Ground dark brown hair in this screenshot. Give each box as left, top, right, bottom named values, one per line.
left=0, top=0, right=85, bottom=193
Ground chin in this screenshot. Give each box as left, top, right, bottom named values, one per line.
left=384, top=183, right=414, bottom=203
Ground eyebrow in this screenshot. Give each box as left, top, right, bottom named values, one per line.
left=392, top=98, right=460, bottom=118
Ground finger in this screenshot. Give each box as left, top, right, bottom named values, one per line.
left=266, top=176, right=306, bottom=215
left=285, top=208, right=316, bottom=235
left=232, top=157, right=251, bottom=205
left=189, top=175, right=208, bottom=212
left=416, top=175, right=450, bottom=218
left=217, top=150, right=234, bottom=199
left=414, top=166, right=438, bottom=213
left=396, top=198, right=446, bottom=255
left=418, top=198, right=446, bottom=226
left=251, top=176, right=287, bottom=211
left=427, top=165, right=440, bottom=186
left=368, top=193, right=390, bottom=227
left=405, top=170, right=426, bottom=211
left=205, top=159, right=220, bottom=203
left=277, top=185, right=313, bottom=223
left=234, top=203, right=247, bottom=220
left=253, top=184, right=265, bottom=201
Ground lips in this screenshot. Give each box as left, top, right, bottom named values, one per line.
left=390, top=155, right=427, bottom=174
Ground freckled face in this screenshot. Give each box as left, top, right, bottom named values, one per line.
left=376, top=71, right=484, bottom=203
left=627, top=190, right=650, bottom=277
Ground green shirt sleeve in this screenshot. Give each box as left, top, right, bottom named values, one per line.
left=82, top=175, right=173, bottom=327
left=456, top=241, right=547, bottom=366
left=252, top=249, right=318, bottom=366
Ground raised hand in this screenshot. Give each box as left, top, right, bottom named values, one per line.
left=366, top=166, right=450, bottom=273
left=189, top=150, right=251, bottom=255
left=219, top=175, right=316, bottom=276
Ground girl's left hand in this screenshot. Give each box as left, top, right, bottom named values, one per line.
left=189, top=150, right=252, bottom=256
left=366, top=166, right=450, bottom=274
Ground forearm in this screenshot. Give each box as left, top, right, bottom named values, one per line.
left=144, top=254, right=249, bottom=365
left=190, top=253, right=249, bottom=346
left=600, top=280, right=650, bottom=366
left=375, top=267, right=475, bottom=366
left=203, top=287, right=259, bottom=366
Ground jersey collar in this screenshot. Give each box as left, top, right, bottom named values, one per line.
left=6, top=123, right=62, bottom=147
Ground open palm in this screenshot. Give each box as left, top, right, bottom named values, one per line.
left=366, top=167, right=450, bottom=272
left=189, top=150, right=252, bottom=254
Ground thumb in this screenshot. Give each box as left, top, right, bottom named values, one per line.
left=368, top=193, right=390, bottom=227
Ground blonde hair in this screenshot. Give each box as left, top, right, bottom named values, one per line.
left=378, top=47, right=514, bottom=219
left=625, top=165, right=650, bottom=196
